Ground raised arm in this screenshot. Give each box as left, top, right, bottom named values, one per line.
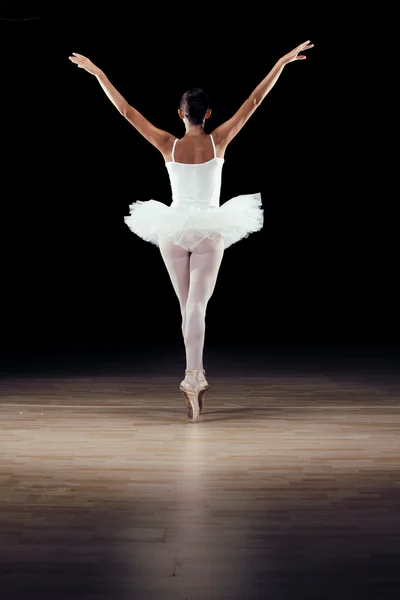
left=211, top=40, right=314, bottom=149
left=68, top=53, right=173, bottom=153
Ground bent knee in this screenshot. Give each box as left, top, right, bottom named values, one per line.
left=186, top=299, right=207, bottom=314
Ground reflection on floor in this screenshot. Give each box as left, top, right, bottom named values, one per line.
left=1, top=344, right=399, bottom=599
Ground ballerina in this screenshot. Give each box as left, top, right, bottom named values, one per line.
left=69, top=40, right=313, bottom=422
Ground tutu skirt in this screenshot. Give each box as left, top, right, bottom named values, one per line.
left=124, top=193, right=263, bottom=251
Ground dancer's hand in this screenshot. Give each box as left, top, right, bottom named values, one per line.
left=279, top=40, right=314, bottom=65
left=69, top=53, right=102, bottom=76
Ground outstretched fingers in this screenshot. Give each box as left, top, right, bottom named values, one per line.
left=69, top=55, right=88, bottom=68
left=294, top=41, right=314, bottom=60
left=296, top=41, right=314, bottom=52
left=69, top=57, right=83, bottom=67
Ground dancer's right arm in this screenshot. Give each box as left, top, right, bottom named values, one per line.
left=69, top=53, right=173, bottom=153
left=211, top=40, right=313, bottom=149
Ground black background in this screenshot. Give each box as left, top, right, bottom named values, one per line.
left=0, top=1, right=395, bottom=362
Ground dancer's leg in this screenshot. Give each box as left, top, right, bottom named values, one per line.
left=159, top=238, right=190, bottom=339
left=185, top=235, right=225, bottom=370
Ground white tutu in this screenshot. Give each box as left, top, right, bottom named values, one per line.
left=124, top=192, right=264, bottom=251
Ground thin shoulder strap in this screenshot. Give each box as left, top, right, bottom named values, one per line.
left=210, top=134, right=217, bottom=159
left=172, top=138, right=179, bottom=162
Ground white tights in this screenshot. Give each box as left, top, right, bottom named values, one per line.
left=159, top=235, right=225, bottom=370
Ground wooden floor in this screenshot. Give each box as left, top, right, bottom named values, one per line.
left=1, top=356, right=400, bottom=599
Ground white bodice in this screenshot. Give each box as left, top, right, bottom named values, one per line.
left=165, top=135, right=224, bottom=209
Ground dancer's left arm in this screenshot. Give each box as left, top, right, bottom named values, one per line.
left=69, top=53, right=173, bottom=152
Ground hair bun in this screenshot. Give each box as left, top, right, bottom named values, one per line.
left=180, top=87, right=210, bottom=126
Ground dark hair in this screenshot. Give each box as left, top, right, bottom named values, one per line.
left=179, top=88, right=209, bottom=126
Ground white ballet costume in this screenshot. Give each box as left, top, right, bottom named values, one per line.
left=124, top=134, right=264, bottom=252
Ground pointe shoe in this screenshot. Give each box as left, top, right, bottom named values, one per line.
left=180, top=369, right=203, bottom=423
left=186, top=368, right=208, bottom=414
